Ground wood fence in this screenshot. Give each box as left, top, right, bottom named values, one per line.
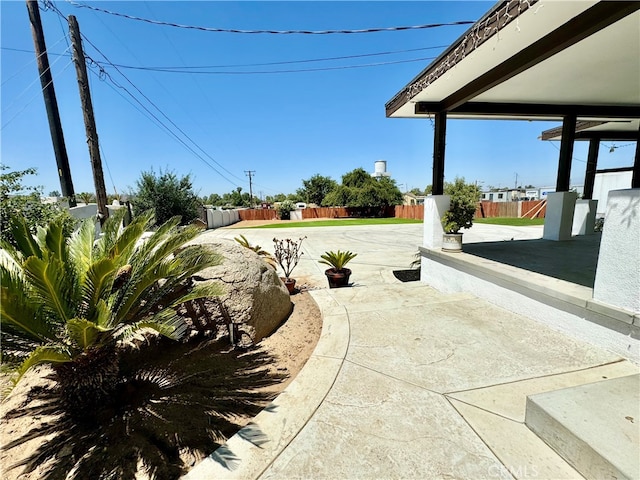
left=394, top=205, right=424, bottom=219
left=236, top=200, right=546, bottom=223
left=238, top=209, right=278, bottom=221
left=475, top=200, right=546, bottom=218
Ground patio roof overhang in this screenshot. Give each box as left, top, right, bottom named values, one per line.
left=385, top=1, right=640, bottom=123
left=540, top=119, right=640, bottom=141
left=385, top=0, right=640, bottom=194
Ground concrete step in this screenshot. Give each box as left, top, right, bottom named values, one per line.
left=525, top=374, right=639, bottom=480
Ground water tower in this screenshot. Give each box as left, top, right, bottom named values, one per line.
left=372, top=160, right=390, bottom=178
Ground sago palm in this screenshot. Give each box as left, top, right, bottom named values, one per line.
left=0, top=210, right=223, bottom=414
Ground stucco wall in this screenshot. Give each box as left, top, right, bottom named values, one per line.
left=593, top=189, right=640, bottom=314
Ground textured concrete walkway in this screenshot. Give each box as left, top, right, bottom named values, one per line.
left=185, top=223, right=639, bottom=480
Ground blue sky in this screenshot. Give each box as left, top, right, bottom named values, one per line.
left=1, top=1, right=635, bottom=199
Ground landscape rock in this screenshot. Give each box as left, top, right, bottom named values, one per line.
left=188, top=238, right=292, bottom=344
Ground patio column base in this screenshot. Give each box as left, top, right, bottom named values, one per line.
left=572, top=199, right=598, bottom=236
left=593, top=189, right=640, bottom=314
left=423, top=195, right=450, bottom=249
left=543, top=192, right=577, bottom=241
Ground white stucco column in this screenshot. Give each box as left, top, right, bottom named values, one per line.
left=543, top=191, right=577, bottom=241
left=572, top=199, right=598, bottom=235
left=593, top=189, right=640, bottom=314
left=423, top=195, right=450, bottom=249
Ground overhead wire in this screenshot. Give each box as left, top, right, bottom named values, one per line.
left=2, top=44, right=73, bottom=116
left=1, top=57, right=75, bottom=131
left=1, top=35, right=69, bottom=87
left=83, top=38, right=245, bottom=186
left=109, top=45, right=449, bottom=70
left=3, top=44, right=448, bottom=71
left=44, top=1, right=244, bottom=188
left=103, top=56, right=440, bottom=75
left=63, top=0, right=474, bottom=35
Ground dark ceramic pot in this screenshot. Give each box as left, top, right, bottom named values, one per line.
left=325, top=268, right=351, bottom=288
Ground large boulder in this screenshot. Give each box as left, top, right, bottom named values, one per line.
left=188, top=238, right=291, bottom=343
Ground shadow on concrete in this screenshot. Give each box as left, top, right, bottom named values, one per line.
left=463, top=233, right=602, bottom=288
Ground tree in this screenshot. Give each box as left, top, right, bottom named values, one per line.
left=48, top=190, right=61, bottom=197
left=0, top=166, right=76, bottom=248
left=409, top=187, right=423, bottom=196
left=297, top=174, right=338, bottom=205
left=322, top=168, right=403, bottom=209
left=424, top=185, right=433, bottom=195
left=342, top=168, right=371, bottom=188
left=0, top=210, right=223, bottom=416
left=202, top=193, right=223, bottom=206
left=133, top=169, right=201, bottom=226
left=78, top=192, right=95, bottom=204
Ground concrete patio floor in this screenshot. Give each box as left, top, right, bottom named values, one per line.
left=185, top=222, right=639, bottom=480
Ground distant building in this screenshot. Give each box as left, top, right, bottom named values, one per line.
left=480, top=189, right=523, bottom=202
left=403, top=192, right=426, bottom=206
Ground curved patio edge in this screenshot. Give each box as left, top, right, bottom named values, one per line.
left=183, top=289, right=349, bottom=480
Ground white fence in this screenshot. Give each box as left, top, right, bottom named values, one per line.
left=204, top=208, right=240, bottom=229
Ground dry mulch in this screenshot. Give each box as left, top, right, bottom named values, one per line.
left=0, top=291, right=322, bottom=480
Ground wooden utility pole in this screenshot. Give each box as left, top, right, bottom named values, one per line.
left=26, top=0, right=76, bottom=206
left=68, top=14, right=108, bottom=222
left=245, top=170, right=255, bottom=208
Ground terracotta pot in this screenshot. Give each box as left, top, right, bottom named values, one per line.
left=281, top=277, right=296, bottom=294
left=325, top=268, right=351, bottom=288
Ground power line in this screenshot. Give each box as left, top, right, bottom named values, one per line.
left=63, top=1, right=475, bottom=35
left=1, top=35, right=69, bottom=86
left=111, top=45, right=449, bottom=70
left=43, top=1, right=245, bottom=188
left=101, top=55, right=440, bottom=75
left=1, top=58, right=75, bottom=131
left=2, top=44, right=448, bottom=71
left=3, top=44, right=73, bottom=114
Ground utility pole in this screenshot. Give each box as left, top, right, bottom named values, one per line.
left=514, top=172, right=519, bottom=189
left=245, top=170, right=255, bottom=208
left=26, top=0, right=76, bottom=206
left=68, top=15, right=108, bottom=223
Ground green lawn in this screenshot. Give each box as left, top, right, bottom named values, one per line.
left=475, top=217, right=545, bottom=226
left=249, top=218, right=423, bottom=228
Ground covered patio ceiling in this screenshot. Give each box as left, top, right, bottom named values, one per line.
left=385, top=0, right=640, bottom=123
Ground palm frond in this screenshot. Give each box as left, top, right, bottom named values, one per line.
left=105, top=210, right=152, bottom=261
left=94, top=209, right=128, bottom=258
left=44, top=218, right=69, bottom=263
left=141, top=309, right=189, bottom=341
left=120, top=247, right=222, bottom=321
left=168, top=282, right=224, bottom=307
left=68, top=218, right=96, bottom=280
left=91, top=299, right=113, bottom=329
left=22, top=256, right=74, bottom=323
left=0, top=264, right=55, bottom=342
left=10, top=346, right=71, bottom=389
left=9, top=215, right=41, bottom=259
left=81, top=258, right=116, bottom=319
left=66, top=318, right=109, bottom=351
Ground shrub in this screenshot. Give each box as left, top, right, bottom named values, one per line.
left=0, top=210, right=223, bottom=415
left=441, top=177, right=481, bottom=233
left=277, top=200, right=295, bottom=220
left=132, top=169, right=201, bottom=226
left=0, top=166, right=77, bottom=248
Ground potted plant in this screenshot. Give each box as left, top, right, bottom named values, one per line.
left=441, top=177, right=481, bottom=252
left=319, top=250, right=357, bottom=288
left=273, top=236, right=306, bottom=293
